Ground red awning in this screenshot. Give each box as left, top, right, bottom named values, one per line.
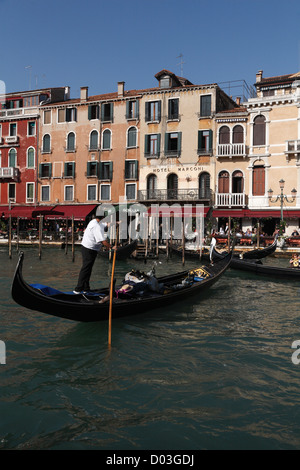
left=244, top=210, right=300, bottom=219
left=46, top=204, right=98, bottom=220
left=212, top=209, right=247, bottom=218
left=212, top=209, right=300, bottom=219
left=147, top=206, right=210, bottom=217
left=0, top=205, right=65, bottom=219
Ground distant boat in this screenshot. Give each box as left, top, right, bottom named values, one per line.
left=98, top=239, right=138, bottom=260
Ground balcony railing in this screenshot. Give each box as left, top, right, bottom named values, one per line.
left=0, top=167, right=19, bottom=180
left=138, top=188, right=212, bottom=202
left=217, top=143, right=246, bottom=157
left=5, top=136, right=19, bottom=144
left=216, top=192, right=245, bottom=207
left=285, top=140, right=300, bottom=153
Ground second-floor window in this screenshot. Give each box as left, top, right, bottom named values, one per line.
left=9, top=123, right=16, bottom=136
left=165, top=132, right=182, bottom=157
left=127, top=127, right=137, bottom=148
left=125, top=160, right=138, bottom=180
left=89, top=130, right=99, bottom=150
left=27, top=147, right=35, bottom=168
left=198, top=130, right=212, bottom=154
left=253, top=115, right=266, bottom=146
left=9, top=148, right=17, bottom=167
left=168, top=98, right=179, bottom=120
left=145, top=134, right=161, bottom=158
left=64, top=162, right=75, bottom=178
left=101, top=103, right=113, bottom=122
left=145, top=101, right=161, bottom=122
left=200, top=95, right=211, bottom=117
left=39, top=163, right=52, bottom=178
left=66, top=132, right=75, bottom=152
left=126, top=100, right=139, bottom=120
left=42, top=134, right=51, bottom=153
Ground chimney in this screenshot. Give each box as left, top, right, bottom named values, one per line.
left=236, top=96, right=241, bottom=105
left=80, top=86, right=88, bottom=102
left=256, top=70, right=263, bottom=83
left=118, top=81, right=125, bottom=97
left=64, top=86, right=70, bottom=100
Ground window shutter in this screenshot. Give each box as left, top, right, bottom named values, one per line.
left=135, top=100, right=139, bottom=119
left=72, top=162, right=75, bottom=177
left=177, top=132, right=182, bottom=153
left=39, top=163, right=43, bottom=177
left=209, top=130, right=213, bottom=150
left=144, top=135, right=149, bottom=154
left=165, top=133, right=169, bottom=152
left=134, top=160, right=138, bottom=179
left=145, top=102, right=150, bottom=122
left=157, top=134, right=161, bottom=154
left=198, top=131, right=202, bottom=151
left=88, top=106, right=92, bottom=120
left=253, top=116, right=266, bottom=146
left=253, top=166, right=265, bottom=195
left=157, top=101, right=161, bottom=121
left=49, top=163, right=52, bottom=177
left=109, top=162, right=113, bottom=181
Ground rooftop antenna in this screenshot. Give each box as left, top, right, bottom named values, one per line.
left=177, top=53, right=185, bottom=76
left=25, top=65, right=32, bottom=90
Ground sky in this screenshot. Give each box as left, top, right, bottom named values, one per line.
left=1, top=0, right=300, bottom=101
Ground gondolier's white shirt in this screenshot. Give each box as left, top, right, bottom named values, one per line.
left=82, top=219, right=107, bottom=251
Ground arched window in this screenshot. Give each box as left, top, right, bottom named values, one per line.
left=102, top=129, right=111, bottom=150
left=147, top=174, right=157, bottom=199
left=9, top=148, right=17, bottom=167
left=127, top=126, right=137, bottom=148
left=232, top=170, right=244, bottom=193
left=199, top=172, right=210, bottom=199
left=219, top=126, right=230, bottom=144
left=252, top=164, right=265, bottom=196
left=167, top=173, right=178, bottom=199
left=27, top=147, right=35, bottom=168
left=67, top=132, right=75, bottom=151
left=89, top=130, right=99, bottom=150
left=42, top=134, right=51, bottom=153
left=232, top=125, right=244, bottom=144
left=253, top=115, right=266, bottom=146
left=218, top=171, right=229, bottom=193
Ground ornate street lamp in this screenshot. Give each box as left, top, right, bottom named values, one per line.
left=268, top=179, right=297, bottom=221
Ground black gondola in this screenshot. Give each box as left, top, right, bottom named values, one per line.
left=171, top=236, right=277, bottom=261
left=212, top=246, right=300, bottom=279
left=11, top=250, right=232, bottom=322
left=98, top=239, right=138, bottom=260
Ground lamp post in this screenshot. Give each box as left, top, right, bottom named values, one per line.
left=268, top=179, right=297, bottom=221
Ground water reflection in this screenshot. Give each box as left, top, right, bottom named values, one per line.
left=2, top=247, right=300, bottom=449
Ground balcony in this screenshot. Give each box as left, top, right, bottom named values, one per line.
left=216, top=192, right=246, bottom=207
left=217, top=143, right=246, bottom=158
left=285, top=140, right=300, bottom=156
left=5, top=136, right=19, bottom=145
left=138, top=188, right=212, bottom=202
left=0, top=167, right=19, bottom=180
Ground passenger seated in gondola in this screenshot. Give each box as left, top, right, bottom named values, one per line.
left=291, top=229, right=299, bottom=236
left=289, top=253, right=300, bottom=268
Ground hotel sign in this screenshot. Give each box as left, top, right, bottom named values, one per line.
left=151, top=166, right=205, bottom=173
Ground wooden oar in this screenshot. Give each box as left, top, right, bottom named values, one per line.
left=108, top=225, right=119, bottom=348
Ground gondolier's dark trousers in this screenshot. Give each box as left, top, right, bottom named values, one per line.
left=75, top=245, right=99, bottom=292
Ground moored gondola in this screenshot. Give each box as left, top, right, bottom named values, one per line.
left=171, top=236, right=277, bottom=261
left=212, top=246, right=300, bottom=279
left=11, top=250, right=232, bottom=322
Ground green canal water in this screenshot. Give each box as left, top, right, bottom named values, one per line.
left=1, top=245, right=300, bottom=450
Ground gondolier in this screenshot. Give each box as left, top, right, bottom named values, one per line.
left=74, top=215, right=112, bottom=294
